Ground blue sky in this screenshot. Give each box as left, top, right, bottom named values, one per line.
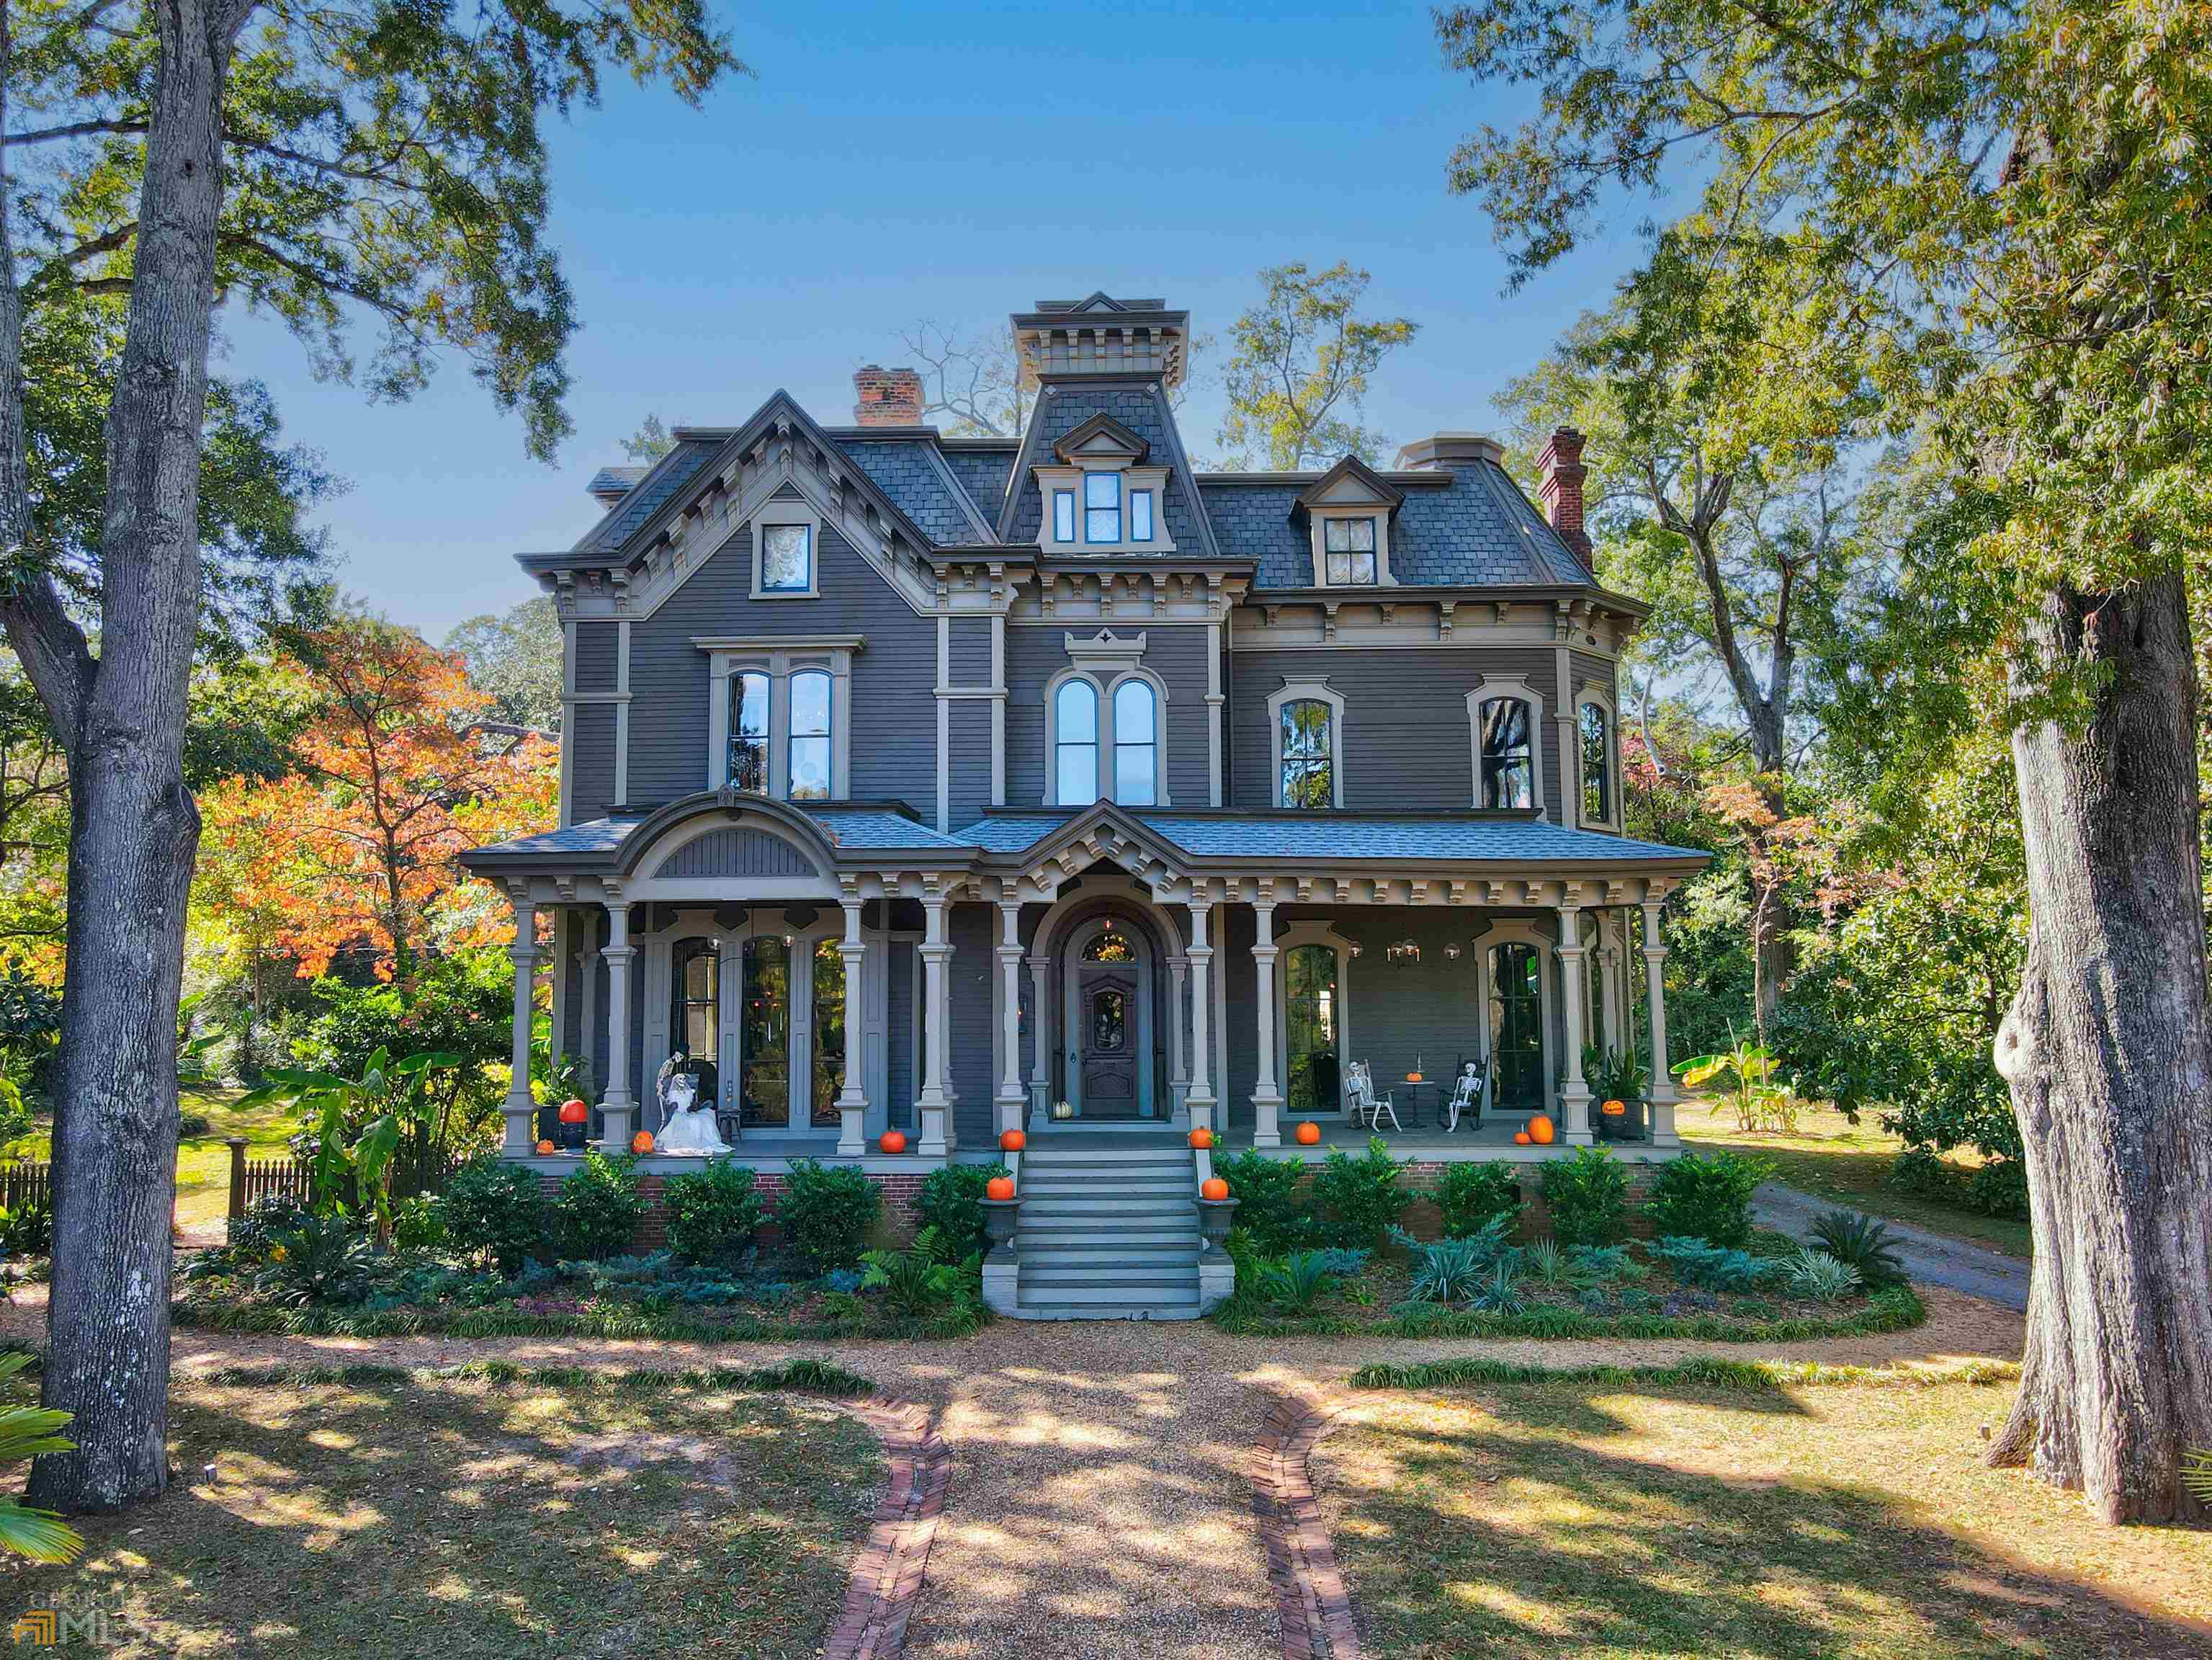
left=220, top=0, right=1644, bottom=638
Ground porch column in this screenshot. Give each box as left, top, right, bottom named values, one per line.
left=1250, top=889, right=1283, bottom=1148
left=995, top=888, right=1027, bottom=1138
left=917, top=883, right=953, bottom=1158
left=1554, top=902, right=1593, bottom=1145
left=1168, top=954, right=1188, bottom=1118
left=836, top=890, right=868, bottom=1156
left=1185, top=897, right=1216, bottom=1137
left=1642, top=898, right=1680, bottom=1146
left=502, top=888, right=538, bottom=1154
left=1027, top=952, right=1051, bottom=1120
left=1597, top=913, right=1625, bottom=1056
left=580, top=934, right=601, bottom=1097
left=599, top=898, right=637, bottom=1151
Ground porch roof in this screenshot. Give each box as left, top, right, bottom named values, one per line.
left=465, top=800, right=975, bottom=866
left=953, top=808, right=1705, bottom=866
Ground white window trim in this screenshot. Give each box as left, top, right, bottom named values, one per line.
left=1467, top=675, right=1547, bottom=817
left=751, top=501, right=821, bottom=599
left=1306, top=508, right=1396, bottom=588
left=1575, top=686, right=1621, bottom=831
left=698, top=636, right=859, bottom=801
left=1268, top=676, right=1345, bottom=808
left=1033, top=462, right=1176, bottom=554
left=1276, top=920, right=1356, bottom=1117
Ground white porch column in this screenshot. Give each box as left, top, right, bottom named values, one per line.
left=503, top=888, right=538, bottom=1154
left=1250, top=888, right=1283, bottom=1148
left=1168, top=954, right=1188, bottom=1118
left=995, top=888, right=1027, bottom=1139
left=1554, top=903, right=1593, bottom=1144
left=599, top=898, right=637, bottom=1151
left=1185, top=896, right=1217, bottom=1137
left=1642, top=899, right=1680, bottom=1146
left=917, top=884, right=953, bottom=1157
left=836, top=889, right=869, bottom=1156
left=1026, top=952, right=1052, bottom=1122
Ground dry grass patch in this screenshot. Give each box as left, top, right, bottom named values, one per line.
left=1315, top=1370, right=2212, bottom=1658
left=0, top=1369, right=882, bottom=1657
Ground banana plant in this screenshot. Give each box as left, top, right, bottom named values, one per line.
left=0, top=1353, right=81, bottom=1563
left=1678, top=1032, right=1798, bottom=1134
left=241, top=1048, right=462, bottom=1228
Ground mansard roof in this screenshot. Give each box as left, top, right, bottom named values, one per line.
left=828, top=434, right=997, bottom=543
left=996, top=379, right=1221, bottom=558
left=1294, top=454, right=1405, bottom=514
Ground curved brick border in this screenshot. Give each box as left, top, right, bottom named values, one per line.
left=1252, top=1398, right=1362, bottom=1660
left=823, top=1397, right=951, bottom=1660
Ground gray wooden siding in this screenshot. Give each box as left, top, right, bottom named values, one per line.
left=1229, top=646, right=1566, bottom=812
left=948, top=618, right=992, bottom=686
left=570, top=705, right=617, bottom=819
left=573, top=622, right=618, bottom=694
left=1004, top=622, right=1214, bottom=808
left=652, top=827, right=818, bottom=879
left=947, top=700, right=993, bottom=829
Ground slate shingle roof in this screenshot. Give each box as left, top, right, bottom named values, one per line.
left=941, top=447, right=1016, bottom=521
left=581, top=440, right=720, bottom=553
left=804, top=806, right=972, bottom=850
left=830, top=439, right=993, bottom=545
left=951, top=812, right=1696, bottom=863
left=1005, top=383, right=1207, bottom=551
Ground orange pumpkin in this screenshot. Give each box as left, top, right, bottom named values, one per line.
left=1528, top=1114, right=1556, bottom=1146
left=1294, top=1120, right=1322, bottom=1146
left=879, top=1129, right=908, bottom=1155
left=557, top=1097, right=588, bottom=1125
left=1201, top=1177, right=1230, bottom=1201
left=1514, top=1130, right=1533, bottom=1146
left=1600, top=1098, right=1627, bottom=1117
left=631, top=1130, right=655, bottom=1155
left=1188, top=1127, right=1214, bottom=1149
left=534, top=1138, right=556, bottom=1156
left=985, top=1175, right=1016, bottom=1201
left=998, top=1128, right=1026, bottom=1152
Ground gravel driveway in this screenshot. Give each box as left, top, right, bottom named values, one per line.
left=1752, top=1180, right=2031, bottom=1311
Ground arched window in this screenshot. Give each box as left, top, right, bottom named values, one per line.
left=787, top=671, right=831, bottom=800
left=727, top=671, right=769, bottom=793
left=669, top=938, right=721, bottom=1107
left=1580, top=700, right=1612, bottom=823
left=1481, top=697, right=1535, bottom=810
left=1081, top=929, right=1135, bottom=963
left=1280, top=700, right=1335, bottom=809
left=1055, top=679, right=1099, bottom=806
left=1113, top=679, right=1158, bottom=806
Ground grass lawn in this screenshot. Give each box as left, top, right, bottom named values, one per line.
left=0, top=1367, right=882, bottom=1658
left=1317, top=1369, right=2212, bottom=1659
left=1679, top=1099, right=2035, bottom=1258
left=17, top=1086, right=294, bottom=1241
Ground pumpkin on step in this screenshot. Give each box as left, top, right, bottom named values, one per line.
left=879, top=1130, right=908, bottom=1155
left=1527, top=1114, right=1556, bottom=1146
left=534, top=1139, right=556, bottom=1156
left=985, top=1175, right=1016, bottom=1201
left=1294, top=1120, right=1322, bottom=1146
left=1513, top=1130, right=1533, bottom=1146
left=1201, top=1177, right=1229, bottom=1201
left=998, top=1128, right=1026, bottom=1151
left=631, top=1130, right=655, bottom=1156
left=1188, top=1127, right=1214, bottom=1149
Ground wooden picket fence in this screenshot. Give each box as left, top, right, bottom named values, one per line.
left=0, top=1159, right=50, bottom=1215
left=225, top=1138, right=455, bottom=1219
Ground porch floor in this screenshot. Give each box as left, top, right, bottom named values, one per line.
left=1213, top=1115, right=1673, bottom=1163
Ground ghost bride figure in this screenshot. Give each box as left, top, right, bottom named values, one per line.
left=652, top=1054, right=730, bottom=1155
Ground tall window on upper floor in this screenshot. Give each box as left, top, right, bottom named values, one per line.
left=1055, top=679, right=1100, bottom=806
left=787, top=671, right=832, bottom=800
left=1084, top=472, right=1121, bottom=543
left=761, top=523, right=812, bottom=593
left=1323, top=517, right=1378, bottom=584
left=1481, top=697, right=1535, bottom=809
left=1580, top=702, right=1612, bottom=822
left=1280, top=700, right=1335, bottom=808
left=728, top=671, right=769, bottom=793
left=1130, top=489, right=1155, bottom=543
left=1113, top=679, right=1158, bottom=806
left=1053, top=489, right=1075, bottom=543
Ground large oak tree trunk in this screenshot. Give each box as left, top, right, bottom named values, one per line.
left=20, top=0, right=236, bottom=1514
left=1989, top=571, right=2212, bottom=1524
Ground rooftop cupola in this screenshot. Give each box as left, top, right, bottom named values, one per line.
left=1013, top=293, right=1188, bottom=387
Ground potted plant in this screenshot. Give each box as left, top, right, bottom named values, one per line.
left=1584, top=1045, right=1649, bottom=1142
left=980, top=1174, right=1021, bottom=1253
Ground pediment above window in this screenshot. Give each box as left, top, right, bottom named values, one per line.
left=1295, top=455, right=1405, bottom=514
left=1298, top=456, right=1404, bottom=589
left=1053, top=413, right=1150, bottom=466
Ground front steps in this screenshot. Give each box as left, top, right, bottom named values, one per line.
left=996, top=1141, right=1212, bottom=1321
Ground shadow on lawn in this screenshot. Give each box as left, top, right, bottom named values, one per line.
left=1327, top=1378, right=2212, bottom=1660
left=0, top=1375, right=882, bottom=1659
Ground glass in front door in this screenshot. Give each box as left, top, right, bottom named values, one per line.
left=1078, top=971, right=1139, bottom=1116
left=1490, top=942, right=1546, bottom=1111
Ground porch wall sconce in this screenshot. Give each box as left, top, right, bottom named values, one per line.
left=1387, top=938, right=1421, bottom=963
left=1443, top=942, right=1463, bottom=961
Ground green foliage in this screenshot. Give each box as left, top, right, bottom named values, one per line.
left=1310, top=1137, right=1411, bottom=1249
left=1394, top=1224, right=1512, bottom=1307
left=1648, top=1236, right=1788, bottom=1293
left=1539, top=1147, right=1629, bottom=1248
left=1433, top=1162, right=1523, bottom=1239
left=390, top=1196, right=445, bottom=1252
left=859, top=1238, right=967, bottom=1321
left=2182, top=1449, right=2212, bottom=1509
left=1258, top=1249, right=1348, bottom=1313
left=662, top=1158, right=765, bottom=1268
left=1644, top=1151, right=1768, bottom=1248
left=550, top=1151, right=645, bottom=1262
left=914, top=1161, right=1011, bottom=1266
left=0, top=1196, right=53, bottom=1259
left=1214, top=1148, right=1317, bottom=1254
left=1808, top=1210, right=1907, bottom=1288
left=1680, top=1038, right=1799, bottom=1135
left=1466, top=1260, right=1527, bottom=1313
left=0, top=1352, right=80, bottom=1563
left=439, top=1156, right=547, bottom=1275
left=1582, top=1045, right=1649, bottom=1105
left=0, top=974, right=61, bottom=1110
left=444, top=599, right=564, bottom=732
left=1217, top=262, right=1418, bottom=468
left=777, top=1159, right=881, bottom=1270
left=1890, top=1146, right=2030, bottom=1223
left=243, top=1048, right=450, bottom=1227
left=255, top=1213, right=377, bottom=1306
left=1781, top=1249, right=1863, bottom=1304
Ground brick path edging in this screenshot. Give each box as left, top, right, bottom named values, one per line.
left=1252, top=1398, right=1362, bottom=1660
left=823, top=1396, right=951, bottom=1660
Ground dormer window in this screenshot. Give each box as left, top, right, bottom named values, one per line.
left=1084, top=473, right=1121, bottom=543
left=1054, top=490, right=1075, bottom=543
left=1324, top=517, right=1378, bottom=584
left=1299, top=457, right=1405, bottom=589
left=1131, top=489, right=1154, bottom=542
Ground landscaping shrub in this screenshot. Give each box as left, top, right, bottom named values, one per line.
left=439, top=1156, right=548, bottom=1275
left=1433, top=1162, right=1523, bottom=1239
left=176, top=1110, right=215, bottom=1140
left=254, top=1213, right=377, bottom=1306
left=859, top=1228, right=972, bottom=1320
left=1394, top=1224, right=1510, bottom=1306
left=1890, top=1144, right=2030, bottom=1221
left=663, top=1158, right=765, bottom=1267
left=1644, top=1150, right=1768, bottom=1247
left=0, top=1193, right=52, bottom=1257
left=1781, top=1249, right=1863, bottom=1303
left=228, top=1192, right=312, bottom=1258
left=1648, top=1236, right=1788, bottom=1292
left=1214, top=1148, right=1316, bottom=1254
left=551, top=1151, right=646, bottom=1260
left=914, top=1161, right=1010, bottom=1264
left=778, top=1159, right=880, bottom=1269
left=1539, top=1146, right=1629, bottom=1247
left=1311, top=1136, right=1410, bottom=1249
left=1258, top=1249, right=1349, bottom=1313
left=390, top=1195, right=445, bottom=1251
left=1808, top=1209, right=1907, bottom=1287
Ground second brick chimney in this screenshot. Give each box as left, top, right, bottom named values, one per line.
left=1538, top=427, right=1590, bottom=560
left=853, top=365, right=923, bottom=427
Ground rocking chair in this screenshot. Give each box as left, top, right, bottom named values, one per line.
left=1345, top=1060, right=1402, bottom=1133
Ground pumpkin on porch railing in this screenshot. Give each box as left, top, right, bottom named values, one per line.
left=557, top=1098, right=588, bottom=1125
left=1513, top=1130, right=1533, bottom=1146
left=534, top=1139, right=556, bottom=1156
left=1188, top=1127, right=1214, bottom=1149
left=1200, top=1177, right=1229, bottom=1201
left=1527, top=1115, right=1556, bottom=1146
left=879, top=1130, right=908, bottom=1155
left=1294, top=1120, right=1322, bottom=1146
left=631, top=1130, right=655, bottom=1156
left=999, top=1129, right=1026, bottom=1152
left=985, top=1175, right=1016, bottom=1201
left=1600, top=1098, right=1626, bottom=1118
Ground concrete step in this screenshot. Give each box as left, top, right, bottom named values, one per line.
left=1020, top=1274, right=1199, bottom=1300
left=1007, top=1301, right=1204, bottom=1321
left=1016, top=1230, right=1200, bottom=1251
left=1018, top=1195, right=1197, bottom=1215
left=1017, top=1148, right=1191, bottom=1166
left=1019, top=1246, right=1200, bottom=1269
left=1019, top=1176, right=1194, bottom=1197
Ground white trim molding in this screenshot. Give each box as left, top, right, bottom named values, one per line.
left=1041, top=630, right=1172, bottom=808
left=1574, top=684, right=1622, bottom=832
left=750, top=498, right=823, bottom=599
left=1473, top=916, right=1559, bottom=1119
left=697, top=636, right=861, bottom=801
left=1467, top=674, right=1547, bottom=817
left=1267, top=676, right=1346, bottom=808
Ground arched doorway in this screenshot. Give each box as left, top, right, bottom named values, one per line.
left=1061, top=914, right=1156, bottom=1120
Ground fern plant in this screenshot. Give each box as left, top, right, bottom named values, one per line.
left=0, top=1353, right=81, bottom=1562
left=2182, top=1448, right=2212, bottom=1507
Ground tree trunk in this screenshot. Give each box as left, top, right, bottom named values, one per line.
left=24, top=0, right=238, bottom=1514
left=1988, top=571, right=2212, bottom=1524
left=1750, top=767, right=1788, bottom=1030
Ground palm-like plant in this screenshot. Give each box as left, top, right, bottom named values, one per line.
left=242, top=1047, right=460, bottom=1228
left=1260, top=1250, right=1343, bottom=1313
left=0, top=1353, right=82, bottom=1563
left=1679, top=1032, right=1800, bottom=1134
left=1809, top=1210, right=1908, bottom=1288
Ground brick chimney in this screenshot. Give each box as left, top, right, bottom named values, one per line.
left=853, top=365, right=923, bottom=427
left=1538, top=427, right=1590, bottom=560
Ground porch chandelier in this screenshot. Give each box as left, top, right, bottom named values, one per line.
left=1387, top=937, right=1421, bottom=963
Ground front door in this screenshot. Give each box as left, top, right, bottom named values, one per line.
left=1077, top=967, right=1139, bottom=1118
left=1490, top=943, right=1546, bottom=1111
